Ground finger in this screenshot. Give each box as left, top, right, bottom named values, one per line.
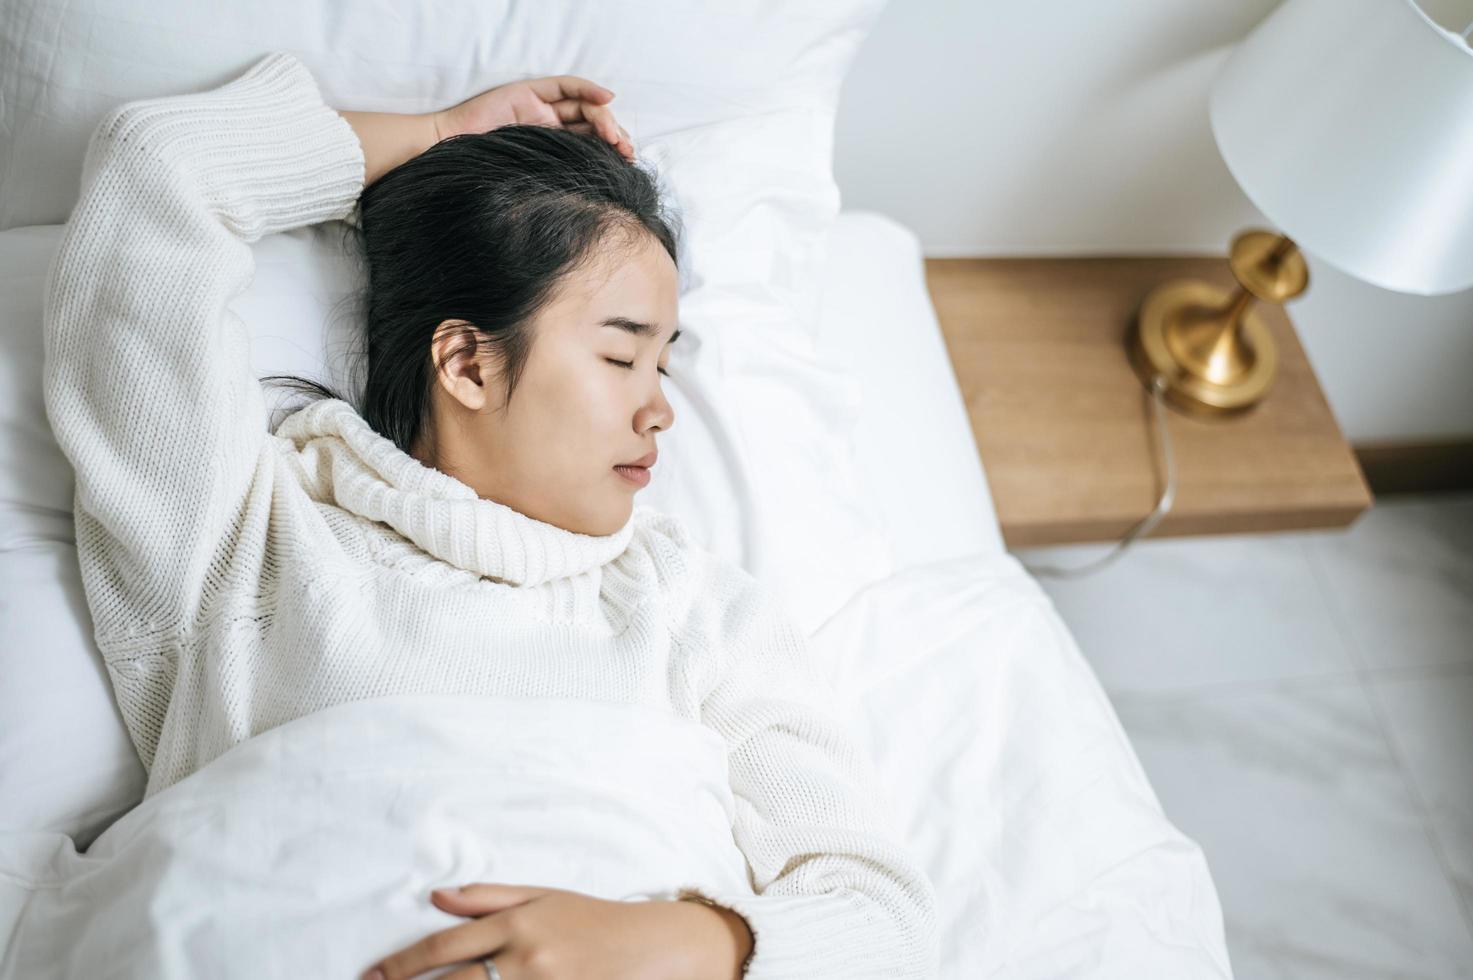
left=441, top=957, right=509, bottom=980
left=550, top=98, right=621, bottom=145
left=433, top=883, right=547, bottom=917
left=524, top=74, right=614, bottom=106
left=565, top=121, right=633, bottom=161
left=550, top=101, right=623, bottom=146
left=368, top=917, right=509, bottom=980
left=524, top=100, right=561, bottom=129
left=579, top=101, right=623, bottom=145
left=549, top=98, right=587, bottom=125
left=560, top=119, right=632, bottom=160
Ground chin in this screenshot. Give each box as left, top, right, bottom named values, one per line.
left=578, top=500, right=633, bottom=538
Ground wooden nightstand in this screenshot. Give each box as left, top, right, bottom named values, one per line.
left=924, top=256, right=1374, bottom=549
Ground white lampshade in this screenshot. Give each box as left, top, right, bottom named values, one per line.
left=1209, top=0, right=1473, bottom=296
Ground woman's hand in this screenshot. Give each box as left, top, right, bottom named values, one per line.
left=340, top=75, right=633, bottom=188
left=434, top=75, right=634, bottom=163
left=361, top=882, right=753, bottom=980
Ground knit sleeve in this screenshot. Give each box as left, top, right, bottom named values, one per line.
left=41, top=52, right=364, bottom=642
left=673, top=554, right=941, bottom=979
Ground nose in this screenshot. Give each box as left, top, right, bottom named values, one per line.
left=638, top=378, right=675, bottom=434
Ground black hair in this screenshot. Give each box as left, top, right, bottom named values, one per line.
left=263, top=122, right=681, bottom=456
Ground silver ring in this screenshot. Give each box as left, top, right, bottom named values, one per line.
left=480, top=956, right=502, bottom=980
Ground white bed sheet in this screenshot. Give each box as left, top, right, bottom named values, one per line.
left=811, top=553, right=1233, bottom=978
left=814, top=211, right=1006, bottom=567
left=806, top=212, right=1232, bottom=975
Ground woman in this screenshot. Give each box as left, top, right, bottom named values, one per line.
left=43, top=51, right=938, bottom=979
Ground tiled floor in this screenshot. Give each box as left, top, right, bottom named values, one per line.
left=1012, top=492, right=1473, bottom=980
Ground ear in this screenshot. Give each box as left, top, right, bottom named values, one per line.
left=429, top=318, right=498, bottom=412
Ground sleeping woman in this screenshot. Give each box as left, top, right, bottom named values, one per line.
left=42, top=51, right=938, bottom=980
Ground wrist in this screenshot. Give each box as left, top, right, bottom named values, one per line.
left=676, top=893, right=754, bottom=979
left=337, top=109, right=441, bottom=186
left=712, top=905, right=755, bottom=978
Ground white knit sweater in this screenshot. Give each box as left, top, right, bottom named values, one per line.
left=40, top=52, right=938, bottom=978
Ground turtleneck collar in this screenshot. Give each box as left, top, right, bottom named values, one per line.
left=273, top=398, right=635, bottom=587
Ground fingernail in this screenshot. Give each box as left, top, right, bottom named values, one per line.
left=363, top=970, right=385, bottom=980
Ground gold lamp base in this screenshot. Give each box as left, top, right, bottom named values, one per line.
left=1128, top=229, right=1310, bottom=418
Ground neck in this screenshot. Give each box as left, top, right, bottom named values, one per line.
left=410, top=417, right=493, bottom=502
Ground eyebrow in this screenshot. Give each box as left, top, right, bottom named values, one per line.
left=600, top=317, right=681, bottom=344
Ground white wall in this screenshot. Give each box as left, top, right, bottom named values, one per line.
left=834, top=0, right=1473, bottom=444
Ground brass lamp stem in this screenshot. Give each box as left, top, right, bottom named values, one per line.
left=1208, top=286, right=1256, bottom=361
left=1196, top=282, right=1254, bottom=383
left=1128, top=229, right=1310, bottom=416
left=1192, top=235, right=1296, bottom=381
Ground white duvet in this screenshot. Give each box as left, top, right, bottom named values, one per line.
left=810, top=553, right=1233, bottom=979
left=0, top=551, right=1232, bottom=978
left=0, top=695, right=755, bottom=978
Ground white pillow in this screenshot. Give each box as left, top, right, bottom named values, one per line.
left=1, top=0, right=894, bottom=608
left=0, top=0, right=883, bottom=239
left=0, top=227, right=147, bottom=850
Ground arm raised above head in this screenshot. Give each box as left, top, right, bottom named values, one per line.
left=43, top=51, right=364, bottom=647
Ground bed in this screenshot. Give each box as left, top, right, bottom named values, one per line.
left=0, top=3, right=1233, bottom=976
left=0, top=208, right=1232, bottom=978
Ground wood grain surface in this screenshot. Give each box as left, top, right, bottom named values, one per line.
left=924, top=256, right=1374, bottom=547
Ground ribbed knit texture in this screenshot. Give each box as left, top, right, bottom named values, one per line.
left=39, top=51, right=939, bottom=979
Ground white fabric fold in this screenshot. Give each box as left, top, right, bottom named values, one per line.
left=0, top=694, right=755, bottom=979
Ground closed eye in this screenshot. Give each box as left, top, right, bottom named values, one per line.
left=606, top=357, right=669, bottom=377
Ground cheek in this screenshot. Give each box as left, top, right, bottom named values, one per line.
left=524, top=360, right=623, bottom=460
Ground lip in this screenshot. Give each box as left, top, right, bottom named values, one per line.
left=613, top=463, right=651, bottom=488
left=618, top=450, right=658, bottom=468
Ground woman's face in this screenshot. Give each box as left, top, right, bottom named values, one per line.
left=415, top=229, right=680, bottom=536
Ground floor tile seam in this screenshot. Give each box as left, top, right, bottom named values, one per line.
left=1103, top=668, right=1369, bottom=706
left=1103, top=660, right=1473, bottom=704
left=1303, top=540, right=1473, bottom=942
left=1356, top=668, right=1473, bottom=943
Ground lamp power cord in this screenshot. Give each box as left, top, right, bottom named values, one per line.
left=1021, top=374, right=1178, bottom=579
